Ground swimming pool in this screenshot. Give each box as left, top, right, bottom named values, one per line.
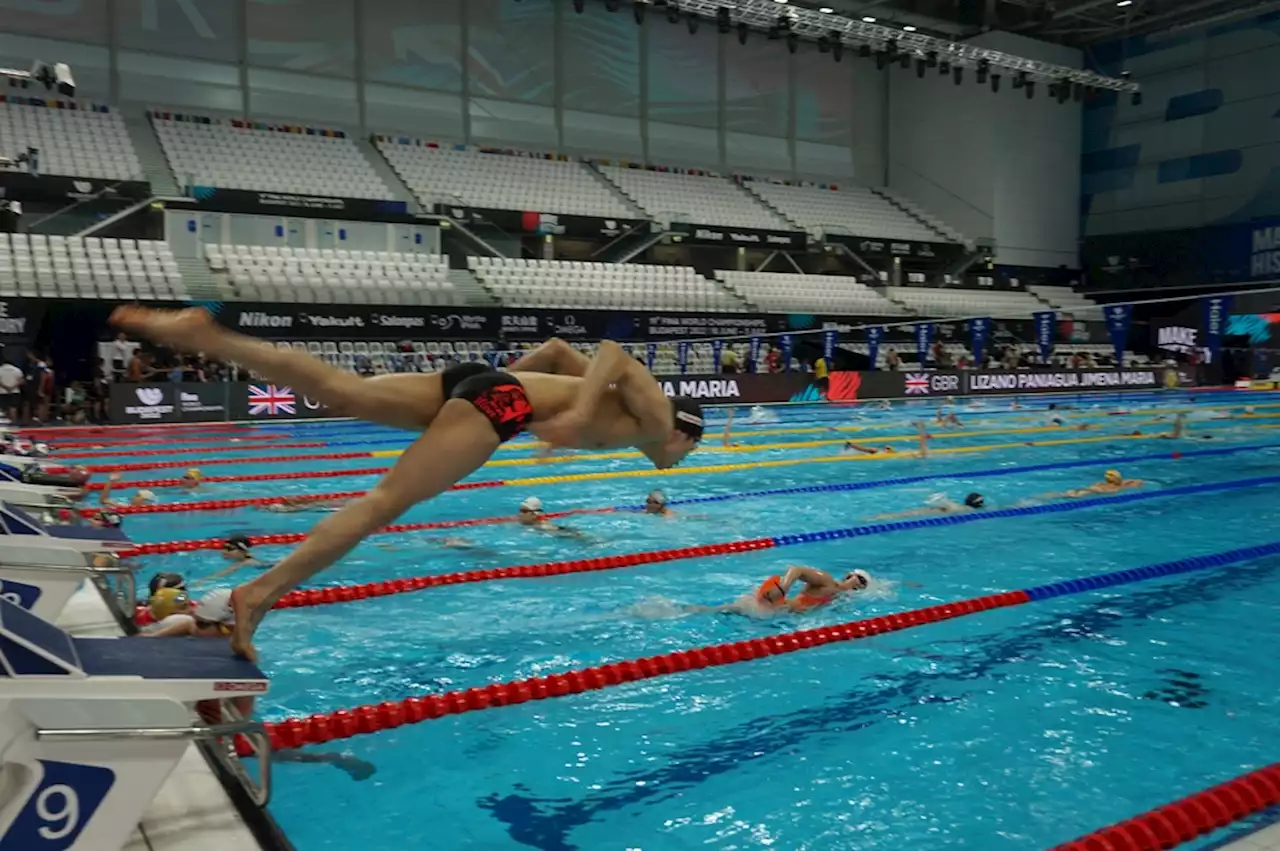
left=89, top=391, right=1280, bottom=850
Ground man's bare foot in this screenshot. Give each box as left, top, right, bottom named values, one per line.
left=228, top=584, right=273, bottom=662
left=110, top=306, right=219, bottom=354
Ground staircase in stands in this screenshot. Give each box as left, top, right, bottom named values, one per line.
left=176, top=255, right=219, bottom=302
left=357, top=137, right=421, bottom=213
left=124, top=109, right=181, bottom=198
left=447, top=267, right=498, bottom=307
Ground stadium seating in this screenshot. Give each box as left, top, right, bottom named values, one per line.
left=716, top=271, right=908, bottom=315
left=377, top=142, right=634, bottom=220
left=0, top=99, right=142, bottom=181
left=207, top=244, right=455, bottom=305
left=884, top=286, right=1046, bottom=318
left=746, top=182, right=947, bottom=243
left=599, top=166, right=790, bottom=231
left=152, top=114, right=392, bottom=199
left=470, top=257, right=745, bottom=312
left=0, top=233, right=183, bottom=300
left=1028, top=284, right=1100, bottom=314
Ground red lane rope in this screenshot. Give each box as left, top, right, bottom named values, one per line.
left=1048, top=763, right=1280, bottom=850
left=56, top=441, right=332, bottom=459
left=62, top=453, right=380, bottom=477
left=245, top=589, right=1028, bottom=753
left=18, top=422, right=254, bottom=438
left=88, top=480, right=502, bottom=514
left=268, top=538, right=775, bottom=610
left=52, top=434, right=294, bottom=450
left=118, top=508, right=611, bottom=556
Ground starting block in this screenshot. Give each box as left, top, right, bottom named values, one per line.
left=0, top=507, right=140, bottom=624
left=0, top=598, right=271, bottom=851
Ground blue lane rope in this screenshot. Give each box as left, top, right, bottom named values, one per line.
left=764, top=473, right=1280, bottom=548
left=1021, top=541, right=1280, bottom=601
left=614, top=441, right=1280, bottom=511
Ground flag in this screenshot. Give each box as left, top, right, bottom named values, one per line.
left=915, top=323, right=933, bottom=365
left=1033, top=311, right=1056, bottom=363
left=1105, top=304, right=1133, bottom=365
left=867, top=326, right=883, bottom=369
left=780, top=334, right=794, bottom=373
left=248, top=384, right=295, bottom=416
left=905, top=374, right=930, bottom=394
left=677, top=341, right=690, bottom=375
left=1202, top=296, right=1232, bottom=363
left=970, top=317, right=990, bottom=366
left=712, top=339, right=724, bottom=372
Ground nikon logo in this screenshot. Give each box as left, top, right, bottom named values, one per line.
left=239, top=312, right=294, bottom=328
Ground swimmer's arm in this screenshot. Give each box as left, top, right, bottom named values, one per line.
left=779, top=565, right=834, bottom=592
left=144, top=619, right=196, bottom=638
left=722, top=410, right=734, bottom=448
left=916, top=422, right=929, bottom=458
left=196, top=563, right=248, bottom=585
left=581, top=341, right=672, bottom=439
left=99, top=472, right=121, bottom=505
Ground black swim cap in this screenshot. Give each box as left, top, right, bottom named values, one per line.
left=964, top=493, right=985, bottom=509
left=223, top=533, right=252, bottom=553
left=671, top=397, right=705, bottom=441
left=148, top=572, right=186, bottom=596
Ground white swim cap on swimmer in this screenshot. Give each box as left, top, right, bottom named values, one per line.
left=647, top=490, right=667, bottom=506
left=33, top=442, right=49, bottom=456
left=195, top=588, right=235, bottom=625
left=851, top=569, right=871, bottom=586
left=135, top=489, right=157, bottom=504
left=520, top=497, right=543, bottom=512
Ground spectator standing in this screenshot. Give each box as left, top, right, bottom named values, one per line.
left=110, top=332, right=134, bottom=381
left=88, top=357, right=110, bottom=422
left=884, top=348, right=901, bottom=371
left=125, top=349, right=156, bottom=382
left=0, top=354, right=22, bottom=422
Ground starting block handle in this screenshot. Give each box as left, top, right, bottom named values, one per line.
left=38, top=716, right=273, bottom=808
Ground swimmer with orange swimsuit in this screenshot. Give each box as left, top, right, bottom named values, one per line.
left=688, top=565, right=870, bottom=615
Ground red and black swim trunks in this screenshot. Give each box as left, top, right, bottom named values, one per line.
left=442, top=362, right=534, bottom=443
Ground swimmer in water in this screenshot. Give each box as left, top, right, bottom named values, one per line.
left=688, top=565, right=871, bottom=615
left=99, top=472, right=159, bottom=508
left=644, top=489, right=673, bottom=516
left=720, top=409, right=742, bottom=448
left=517, top=497, right=587, bottom=537
left=180, top=467, right=203, bottom=491
left=935, top=407, right=962, bottom=428
left=198, top=534, right=267, bottom=584
left=1044, top=469, right=1144, bottom=499
left=845, top=421, right=929, bottom=457
left=872, top=491, right=985, bottom=520
left=266, top=496, right=348, bottom=513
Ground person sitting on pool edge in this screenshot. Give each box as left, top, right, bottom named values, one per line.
left=687, top=565, right=871, bottom=615
left=517, top=497, right=587, bottom=537
left=146, top=588, right=377, bottom=782
left=872, top=491, right=986, bottom=520
left=111, top=306, right=705, bottom=660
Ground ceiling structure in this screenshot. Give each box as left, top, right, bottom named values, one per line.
left=801, top=0, right=1280, bottom=45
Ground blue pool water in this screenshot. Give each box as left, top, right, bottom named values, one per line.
left=96, top=390, right=1280, bottom=850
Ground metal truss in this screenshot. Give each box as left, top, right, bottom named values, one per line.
left=654, top=0, right=1140, bottom=91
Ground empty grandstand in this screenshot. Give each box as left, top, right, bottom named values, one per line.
left=884, top=285, right=1047, bottom=318
left=747, top=182, right=953, bottom=244
left=151, top=112, right=392, bottom=199
left=598, top=166, right=792, bottom=231
left=0, top=98, right=141, bottom=181
left=376, top=141, right=636, bottom=220
left=717, top=271, right=908, bottom=315
left=207, top=245, right=455, bottom=305
left=470, top=257, right=745, bottom=312
left=0, top=233, right=182, bottom=300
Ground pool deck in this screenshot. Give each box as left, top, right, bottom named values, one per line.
left=55, top=582, right=265, bottom=851
left=1200, top=808, right=1280, bottom=851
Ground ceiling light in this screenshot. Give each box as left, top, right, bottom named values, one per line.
left=862, top=16, right=877, bottom=22
left=903, top=25, right=917, bottom=32
left=819, top=6, right=834, bottom=11
left=773, top=0, right=788, bottom=4
left=1117, top=0, right=1133, bottom=6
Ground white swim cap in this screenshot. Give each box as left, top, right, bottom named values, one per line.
left=851, top=569, right=871, bottom=585
left=520, top=497, right=543, bottom=512
left=135, top=489, right=157, bottom=504
left=195, top=588, right=235, bottom=625
left=33, top=442, right=49, bottom=456
left=647, top=489, right=667, bottom=506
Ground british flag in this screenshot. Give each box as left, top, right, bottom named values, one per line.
left=904, top=374, right=930, bottom=395
left=248, top=384, right=296, bottom=416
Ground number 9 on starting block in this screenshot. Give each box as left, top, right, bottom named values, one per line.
left=0, top=760, right=115, bottom=851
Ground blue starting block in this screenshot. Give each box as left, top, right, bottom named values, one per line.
left=0, top=598, right=271, bottom=851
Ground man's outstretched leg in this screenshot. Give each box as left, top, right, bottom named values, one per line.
left=229, top=399, right=502, bottom=658
left=110, top=306, right=441, bottom=429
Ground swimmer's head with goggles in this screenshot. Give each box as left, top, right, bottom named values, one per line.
left=964, top=493, right=986, bottom=509
left=644, top=490, right=668, bottom=514
left=220, top=534, right=253, bottom=560
left=1104, top=469, right=1123, bottom=486
left=517, top=497, right=544, bottom=525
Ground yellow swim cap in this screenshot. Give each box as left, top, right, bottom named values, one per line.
left=185, top=467, right=202, bottom=482
left=148, top=587, right=191, bottom=620
left=1104, top=469, right=1122, bottom=484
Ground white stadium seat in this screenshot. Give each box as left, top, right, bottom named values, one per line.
left=717, top=271, right=906, bottom=316
left=599, top=166, right=790, bottom=231
left=0, top=100, right=142, bottom=181
left=0, top=233, right=183, bottom=300
left=746, top=182, right=949, bottom=244
left=212, top=245, right=455, bottom=305
left=153, top=113, right=393, bottom=199
left=376, top=142, right=634, bottom=220
left=473, top=257, right=744, bottom=312
left=884, top=286, right=1047, bottom=319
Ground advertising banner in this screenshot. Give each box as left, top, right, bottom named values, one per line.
left=438, top=205, right=648, bottom=241
left=915, top=322, right=934, bottom=365
left=188, top=187, right=412, bottom=222
left=227, top=382, right=330, bottom=421
left=1150, top=303, right=1201, bottom=358
left=966, top=369, right=1160, bottom=395
left=821, top=329, right=838, bottom=362
left=826, top=234, right=959, bottom=263
left=969, top=317, right=990, bottom=366
left=866, top=326, right=883, bottom=367
left=1202, top=296, right=1232, bottom=363
left=111, top=382, right=327, bottom=424
left=1033, top=311, right=1056, bottom=362
left=669, top=222, right=808, bottom=251
left=0, top=172, right=149, bottom=204
left=109, top=384, right=177, bottom=424
left=0, top=298, right=44, bottom=344
left=656, top=373, right=810, bottom=404
left=677, top=341, right=690, bottom=375
left=780, top=334, right=794, bottom=372
left=1104, top=304, right=1133, bottom=365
